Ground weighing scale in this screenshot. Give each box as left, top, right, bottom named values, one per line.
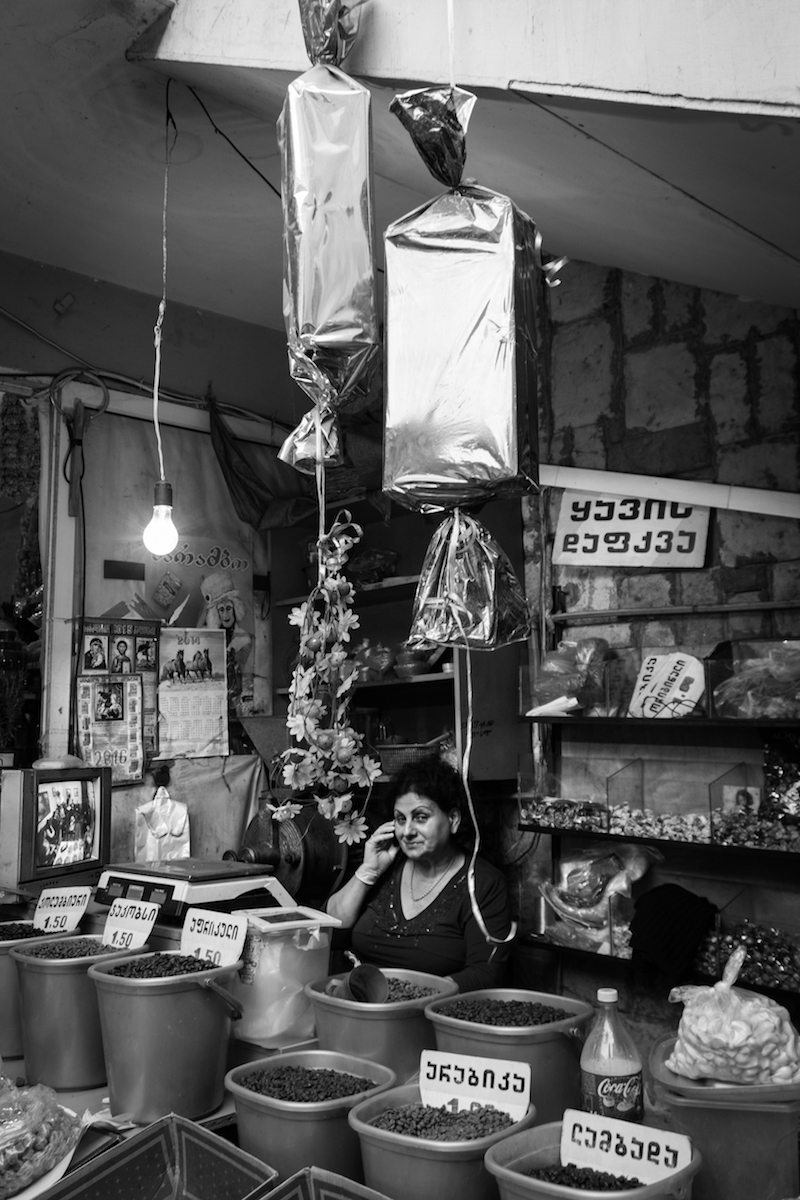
left=94, top=858, right=296, bottom=919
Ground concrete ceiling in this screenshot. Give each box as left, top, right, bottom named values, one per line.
left=2, top=0, right=799, bottom=340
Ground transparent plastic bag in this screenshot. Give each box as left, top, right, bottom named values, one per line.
left=0, top=1078, right=81, bottom=1198
left=667, top=944, right=800, bottom=1084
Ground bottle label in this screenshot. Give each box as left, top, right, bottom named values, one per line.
left=581, top=1068, right=643, bottom=1122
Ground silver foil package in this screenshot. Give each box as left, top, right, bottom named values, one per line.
left=279, top=62, right=379, bottom=415
left=383, top=182, right=540, bottom=512
left=408, top=510, right=531, bottom=650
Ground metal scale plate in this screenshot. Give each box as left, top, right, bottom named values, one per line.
left=95, top=858, right=295, bottom=919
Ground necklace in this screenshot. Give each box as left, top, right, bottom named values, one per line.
left=409, top=857, right=456, bottom=903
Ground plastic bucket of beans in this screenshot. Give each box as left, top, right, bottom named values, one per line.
left=348, top=1081, right=538, bottom=1200
left=305, top=968, right=458, bottom=1083
left=484, top=1122, right=702, bottom=1199
left=0, top=921, right=72, bottom=1059
left=224, top=1049, right=397, bottom=1183
left=424, top=989, right=595, bottom=1126
left=9, top=934, right=150, bottom=1090
left=88, top=950, right=244, bottom=1123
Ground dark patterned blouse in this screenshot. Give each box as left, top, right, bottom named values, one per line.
left=350, top=855, right=512, bottom=992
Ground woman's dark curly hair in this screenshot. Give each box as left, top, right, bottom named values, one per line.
left=383, top=755, right=474, bottom=845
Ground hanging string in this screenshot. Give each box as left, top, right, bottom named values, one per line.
left=152, top=81, right=179, bottom=483
left=446, top=0, right=456, bottom=89
left=445, top=509, right=517, bottom=950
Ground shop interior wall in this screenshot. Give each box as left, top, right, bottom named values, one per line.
left=515, top=260, right=800, bottom=1072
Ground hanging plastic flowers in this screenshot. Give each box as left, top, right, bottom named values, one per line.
left=278, top=510, right=382, bottom=843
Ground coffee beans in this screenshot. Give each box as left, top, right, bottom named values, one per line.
left=15, top=938, right=118, bottom=959
left=107, top=953, right=210, bottom=978
left=527, top=1164, right=643, bottom=1189
left=437, top=998, right=572, bottom=1026
left=370, top=1102, right=512, bottom=1141
left=239, top=1065, right=376, bottom=1102
left=0, top=923, right=49, bottom=942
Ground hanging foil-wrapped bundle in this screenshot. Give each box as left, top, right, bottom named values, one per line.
left=408, top=510, right=532, bottom=650
left=278, top=0, right=379, bottom=475
left=383, top=86, right=541, bottom=512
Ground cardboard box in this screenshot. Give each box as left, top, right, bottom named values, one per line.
left=268, top=1166, right=392, bottom=1200
left=43, top=1114, right=278, bottom=1200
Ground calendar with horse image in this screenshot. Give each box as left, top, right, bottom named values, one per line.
left=157, top=627, right=229, bottom=758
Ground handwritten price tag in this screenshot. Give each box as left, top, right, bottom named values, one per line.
left=180, top=907, right=248, bottom=967
left=34, top=886, right=91, bottom=933
left=103, top=898, right=160, bottom=950
left=561, top=1109, right=693, bottom=1185
left=419, top=1050, right=531, bottom=1122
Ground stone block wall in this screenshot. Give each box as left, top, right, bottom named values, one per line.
left=514, top=260, right=800, bottom=1086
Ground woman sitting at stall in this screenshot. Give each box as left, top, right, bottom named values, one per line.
left=326, top=756, right=512, bottom=992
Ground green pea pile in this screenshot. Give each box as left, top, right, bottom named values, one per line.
left=527, top=1164, right=643, bottom=1190
left=438, top=998, right=571, bottom=1026
left=16, top=938, right=117, bottom=959
left=370, top=1102, right=512, bottom=1141
left=239, top=1065, right=375, bottom=1102
left=0, top=923, right=49, bottom=941
left=107, top=953, right=209, bottom=978
left=386, top=979, right=436, bottom=1002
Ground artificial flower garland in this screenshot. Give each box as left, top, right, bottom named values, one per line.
left=277, top=511, right=382, bottom=843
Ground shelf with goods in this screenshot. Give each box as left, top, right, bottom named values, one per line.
left=517, top=609, right=800, bottom=1007
left=269, top=496, right=529, bottom=783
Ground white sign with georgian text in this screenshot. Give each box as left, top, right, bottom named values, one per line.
left=553, top=492, right=709, bottom=568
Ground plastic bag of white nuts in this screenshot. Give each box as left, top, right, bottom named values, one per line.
left=666, top=944, right=800, bottom=1085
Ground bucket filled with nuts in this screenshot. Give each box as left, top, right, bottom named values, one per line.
left=305, top=968, right=458, bottom=1083
left=348, top=1081, right=537, bottom=1200
left=88, top=950, right=244, bottom=1123
left=224, top=1049, right=396, bottom=1183
left=424, top=989, right=595, bottom=1126
left=484, top=1122, right=702, bottom=1200
left=10, top=934, right=149, bottom=1090
left=0, top=921, right=71, bottom=1059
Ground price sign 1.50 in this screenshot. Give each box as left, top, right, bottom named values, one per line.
left=103, top=898, right=160, bottom=950
left=34, top=886, right=91, bottom=934
left=561, top=1109, right=693, bottom=1186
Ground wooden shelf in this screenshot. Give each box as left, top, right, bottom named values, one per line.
left=275, top=574, right=420, bottom=609
left=276, top=671, right=454, bottom=697
left=523, top=714, right=800, bottom=729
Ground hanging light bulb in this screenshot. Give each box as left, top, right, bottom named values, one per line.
left=143, top=479, right=179, bottom=555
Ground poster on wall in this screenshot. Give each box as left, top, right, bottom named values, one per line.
left=76, top=673, right=145, bottom=785
left=156, top=627, right=229, bottom=759
left=553, top=491, right=710, bottom=568
left=79, top=618, right=160, bottom=758
left=78, top=415, right=268, bottom=717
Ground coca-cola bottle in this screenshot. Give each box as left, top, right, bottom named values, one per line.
left=580, top=987, right=643, bottom=1122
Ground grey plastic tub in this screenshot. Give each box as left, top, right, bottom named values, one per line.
left=10, top=934, right=148, bottom=1089
left=89, top=951, right=244, bottom=1122
left=225, top=1049, right=396, bottom=1183
left=484, top=1121, right=702, bottom=1200
left=348, top=1081, right=537, bottom=1200
left=306, top=968, right=458, bottom=1083
left=424, top=988, right=595, bottom=1126
left=0, top=923, right=70, bottom=1059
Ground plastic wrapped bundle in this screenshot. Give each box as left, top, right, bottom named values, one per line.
left=278, top=0, right=379, bottom=474
left=667, top=944, right=800, bottom=1084
left=383, top=86, right=541, bottom=512
left=407, top=510, right=531, bottom=649
left=0, top=1078, right=81, bottom=1199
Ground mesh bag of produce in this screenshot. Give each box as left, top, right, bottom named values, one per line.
left=0, top=1078, right=81, bottom=1198
left=666, top=944, right=800, bottom=1084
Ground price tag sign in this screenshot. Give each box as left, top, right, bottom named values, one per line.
left=33, top=886, right=91, bottom=933
left=419, top=1050, right=531, bottom=1122
left=561, top=1108, right=693, bottom=1185
left=180, top=907, right=248, bottom=967
left=102, top=898, right=160, bottom=951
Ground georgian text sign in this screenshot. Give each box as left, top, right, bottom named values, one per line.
left=553, top=491, right=709, bottom=568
